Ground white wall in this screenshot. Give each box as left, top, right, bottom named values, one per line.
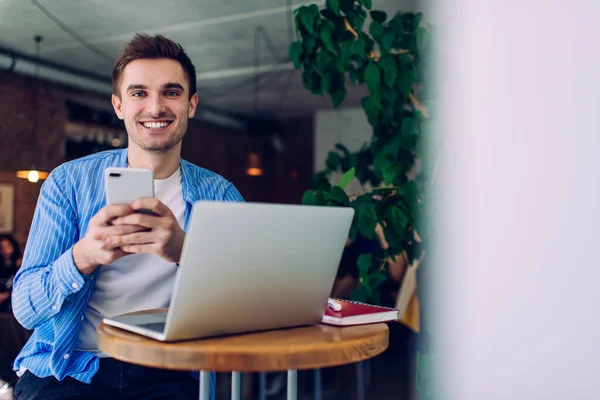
left=432, top=1, right=600, bottom=399
left=314, top=107, right=372, bottom=193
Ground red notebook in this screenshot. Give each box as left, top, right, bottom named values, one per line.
left=321, top=298, right=399, bottom=326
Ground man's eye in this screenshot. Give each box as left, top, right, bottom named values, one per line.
left=132, top=92, right=146, bottom=97
left=166, top=91, right=179, bottom=96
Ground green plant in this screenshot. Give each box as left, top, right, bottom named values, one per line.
left=289, top=0, right=433, bottom=304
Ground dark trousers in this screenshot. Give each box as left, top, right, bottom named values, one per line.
left=13, top=357, right=200, bottom=399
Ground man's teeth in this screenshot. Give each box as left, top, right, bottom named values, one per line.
left=142, top=121, right=170, bottom=129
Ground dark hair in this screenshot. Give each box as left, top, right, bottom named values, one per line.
left=0, top=234, right=21, bottom=270
left=112, top=33, right=197, bottom=99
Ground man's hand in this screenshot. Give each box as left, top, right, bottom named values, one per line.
left=108, top=198, right=185, bottom=264
left=0, top=292, right=10, bottom=304
left=72, top=204, right=147, bottom=275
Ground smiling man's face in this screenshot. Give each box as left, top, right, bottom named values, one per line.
left=111, top=58, right=198, bottom=154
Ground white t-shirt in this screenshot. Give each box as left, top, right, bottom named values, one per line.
left=75, top=167, right=186, bottom=356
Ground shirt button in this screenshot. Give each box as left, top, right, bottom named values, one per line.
left=63, top=354, right=70, bottom=360
left=81, top=316, right=84, bottom=321
left=72, top=283, right=79, bottom=289
left=52, top=306, right=57, bottom=311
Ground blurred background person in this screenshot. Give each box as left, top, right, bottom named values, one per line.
left=0, top=234, right=22, bottom=397
left=0, top=234, right=21, bottom=313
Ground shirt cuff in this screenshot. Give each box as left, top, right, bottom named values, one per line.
left=52, top=247, right=88, bottom=296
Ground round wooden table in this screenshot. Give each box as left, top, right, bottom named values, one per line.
left=97, top=318, right=389, bottom=400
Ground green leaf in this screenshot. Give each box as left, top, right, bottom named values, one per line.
left=303, top=36, right=317, bottom=55
left=369, top=21, right=385, bottom=43
left=382, top=29, right=395, bottom=53
left=338, top=167, right=355, bottom=189
left=320, top=22, right=337, bottom=54
left=316, top=49, right=333, bottom=72
left=340, top=41, right=353, bottom=67
left=399, top=181, right=419, bottom=205
left=364, top=62, right=381, bottom=109
left=373, top=154, right=392, bottom=178
left=383, top=164, right=401, bottom=185
left=289, top=41, right=303, bottom=69
left=350, top=286, right=368, bottom=302
left=361, top=96, right=379, bottom=127
left=335, top=143, right=352, bottom=158
left=357, top=203, right=378, bottom=239
left=416, top=26, right=429, bottom=53
left=357, top=253, right=372, bottom=274
left=369, top=270, right=387, bottom=288
left=312, top=170, right=330, bottom=189
left=351, top=39, right=366, bottom=60
left=358, top=0, right=372, bottom=10
left=382, top=86, right=398, bottom=104
left=382, top=135, right=401, bottom=158
left=402, top=117, right=418, bottom=137
left=302, top=68, right=322, bottom=94
left=298, top=5, right=319, bottom=35
left=379, top=57, right=397, bottom=88
left=370, top=10, right=387, bottom=23
left=327, top=185, right=350, bottom=206
left=330, top=86, right=347, bottom=108
left=326, top=150, right=342, bottom=170
left=322, top=73, right=332, bottom=92
left=360, top=279, right=374, bottom=299
left=326, top=0, right=341, bottom=15
left=320, top=8, right=337, bottom=20
left=302, top=190, right=318, bottom=205
left=397, top=61, right=416, bottom=96
left=388, top=204, right=410, bottom=235
left=389, top=14, right=404, bottom=37
left=414, top=12, right=424, bottom=28
left=349, top=66, right=360, bottom=85
left=355, top=8, right=367, bottom=31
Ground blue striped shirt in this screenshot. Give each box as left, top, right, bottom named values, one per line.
left=11, top=148, right=244, bottom=397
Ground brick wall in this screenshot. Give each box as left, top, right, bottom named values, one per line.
left=0, top=71, right=314, bottom=250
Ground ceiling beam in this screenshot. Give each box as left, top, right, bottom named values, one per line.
left=197, top=62, right=294, bottom=80
left=43, top=1, right=314, bottom=54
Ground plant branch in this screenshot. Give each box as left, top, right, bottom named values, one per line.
left=348, top=186, right=400, bottom=199
left=410, top=94, right=430, bottom=118
left=344, top=18, right=359, bottom=38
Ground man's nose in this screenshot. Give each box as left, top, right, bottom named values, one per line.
left=146, top=94, right=166, bottom=118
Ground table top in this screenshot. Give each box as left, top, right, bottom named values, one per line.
left=97, top=315, right=389, bottom=372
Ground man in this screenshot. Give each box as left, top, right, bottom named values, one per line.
left=10, top=33, right=243, bottom=399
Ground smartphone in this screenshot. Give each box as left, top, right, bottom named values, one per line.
left=105, top=167, right=154, bottom=214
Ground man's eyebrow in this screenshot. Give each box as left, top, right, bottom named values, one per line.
left=163, top=82, right=185, bottom=91
left=126, top=84, right=147, bottom=92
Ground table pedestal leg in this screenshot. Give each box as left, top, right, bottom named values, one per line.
left=314, top=369, right=322, bottom=400
left=231, top=371, right=241, bottom=400
left=287, top=370, right=297, bottom=400
left=199, top=371, right=211, bottom=400
left=356, top=362, right=365, bottom=400
left=259, top=372, right=267, bottom=400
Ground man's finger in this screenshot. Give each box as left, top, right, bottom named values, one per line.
left=102, top=224, right=148, bottom=237
left=94, top=205, right=134, bottom=225
left=120, top=243, right=157, bottom=255
left=130, top=198, right=171, bottom=217
left=111, top=213, right=159, bottom=229
left=106, top=231, right=154, bottom=248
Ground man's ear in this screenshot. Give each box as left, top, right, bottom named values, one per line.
left=188, top=93, right=199, bottom=118
left=112, top=94, right=124, bottom=120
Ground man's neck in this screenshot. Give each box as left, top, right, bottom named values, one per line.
left=126, top=145, right=181, bottom=180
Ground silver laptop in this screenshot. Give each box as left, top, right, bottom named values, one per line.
left=103, top=201, right=354, bottom=341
